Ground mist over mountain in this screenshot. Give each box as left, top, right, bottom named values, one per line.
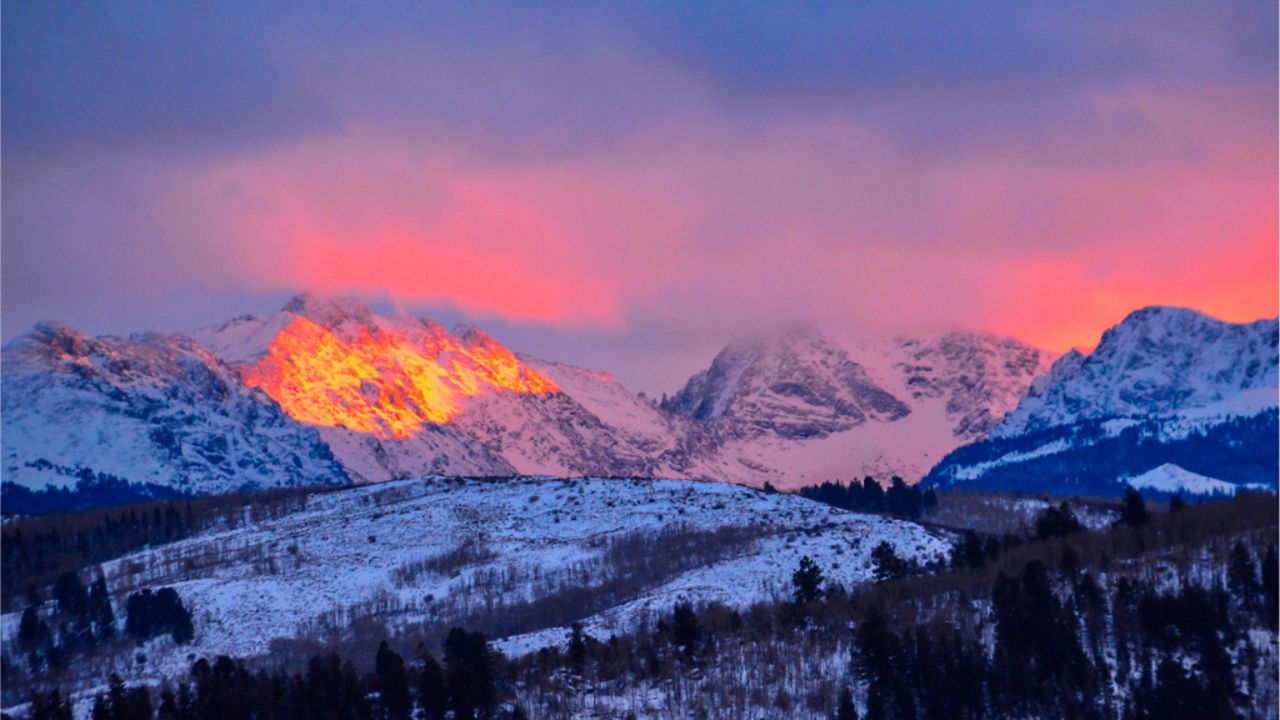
left=3, top=294, right=1059, bottom=510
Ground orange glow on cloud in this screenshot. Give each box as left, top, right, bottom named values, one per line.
left=990, top=230, right=1278, bottom=353
left=240, top=313, right=557, bottom=438
left=170, top=90, right=1275, bottom=368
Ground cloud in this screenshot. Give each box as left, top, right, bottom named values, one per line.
left=2, top=0, right=1275, bottom=393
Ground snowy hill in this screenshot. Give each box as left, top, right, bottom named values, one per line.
left=1, top=322, right=350, bottom=512
left=0, top=475, right=951, bottom=700
left=1124, top=463, right=1242, bottom=497
left=926, top=307, right=1279, bottom=497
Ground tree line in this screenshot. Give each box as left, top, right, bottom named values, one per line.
left=797, top=476, right=939, bottom=520
left=2, top=486, right=317, bottom=610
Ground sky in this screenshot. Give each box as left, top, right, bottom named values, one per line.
left=3, top=0, right=1277, bottom=395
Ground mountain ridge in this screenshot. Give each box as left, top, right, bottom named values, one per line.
left=925, top=306, right=1279, bottom=496
left=18, top=294, right=1251, bottom=510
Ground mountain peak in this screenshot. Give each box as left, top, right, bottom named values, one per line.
left=993, top=307, right=1279, bottom=437
left=281, top=292, right=377, bottom=329
left=669, top=325, right=910, bottom=432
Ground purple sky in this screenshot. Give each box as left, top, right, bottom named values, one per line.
left=3, top=1, right=1277, bottom=394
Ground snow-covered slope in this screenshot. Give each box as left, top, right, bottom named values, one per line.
left=1, top=322, right=350, bottom=509
left=669, top=326, right=910, bottom=435
left=194, top=295, right=699, bottom=483
left=667, top=327, right=1053, bottom=486
left=0, top=476, right=951, bottom=697
left=1124, top=463, right=1241, bottom=497
left=926, top=307, right=1279, bottom=497
left=4, top=294, right=1054, bottom=505
left=995, top=307, right=1278, bottom=438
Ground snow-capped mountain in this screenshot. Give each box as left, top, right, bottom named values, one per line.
left=926, top=307, right=1279, bottom=496
left=668, top=326, right=911, bottom=437
left=668, top=327, right=1054, bottom=486
left=1, top=322, right=350, bottom=512
left=994, top=306, right=1278, bottom=437
left=3, top=294, right=1056, bottom=509
left=193, top=293, right=701, bottom=483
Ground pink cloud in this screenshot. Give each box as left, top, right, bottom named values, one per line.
left=141, top=80, right=1276, bottom=353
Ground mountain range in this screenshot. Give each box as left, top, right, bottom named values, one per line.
left=2, top=295, right=1274, bottom=512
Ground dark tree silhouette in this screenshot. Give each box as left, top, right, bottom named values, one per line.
left=792, top=556, right=825, bottom=604
left=1035, top=502, right=1084, bottom=540
left=375, top=640, right=411, bottom=720
left=870, top=541, right=911, bottom=583
left=418, top=649, right=447, bottom=720
left=672, top=602, right=701, bottom=659
left=1118, top=487, right=1151, bottom=527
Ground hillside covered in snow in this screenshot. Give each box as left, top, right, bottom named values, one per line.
left=0, top=475, right=951, bottom=708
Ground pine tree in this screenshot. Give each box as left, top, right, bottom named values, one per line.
left=89, top=576, right=115, bottom=639
left=418, top=649, right=448, bottom=720
left=18, top=605, right=42, bottom=651
left=1227, top=541, right=1260, bottom=605
left=792, top=556, right=825, bottom=604
left=444, top=628, right=495, bottom=720
left=375, top=640, right=412, bottom=720
left=568, top=622, right=587, bottom=671
left=1034, top=502, right=1083, bottom=540
left=1169, top=494, right=1186, bottom=512
left=29, top=689, right=73, bottom=720
left=1118, top=487, right=1150, bottom=527
left=952, top=530, right=985, bottom=570
left=672, top=602, right=701, bottom=659
left=53, top=571, right=89, bottom=620
left=871, top=541, right=911, bottom=582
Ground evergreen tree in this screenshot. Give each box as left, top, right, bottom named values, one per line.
left=922, top=488, right=939, bottom=514
left=1034, top=502, right=1083, bottom=540
left=375, top=640, right=412, bottom=720
left=93, top=673, right=153, bottom=720
left=1169, top=494, right=1186, bottom=512
left=951, top=530, right=985, bottom=570
left=861, top=477, right=885, bottom=512
left=126, top=587, right=194, bottom=644
left=1262, top=545, right=1278, bottom=630
left=1118, top=487, right=1150, bottom=527
left=89, top=576, right=115, bottom=639
left=444, top=628, right=495, bottom=720
left=672, top=602, right=701, bottom=659
left=567, top=622, right=587, bottom=671
left=871, top=541, right=911, bottom=583
left=18, top=605, right=43, bottom=651
left=53, top=571, right=89, bottom=620
left=1227, top=541, right=1260, bottom=605
left=792, top=556, right=825, bottom=604
left=418, top=649, right=447, bottom=720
